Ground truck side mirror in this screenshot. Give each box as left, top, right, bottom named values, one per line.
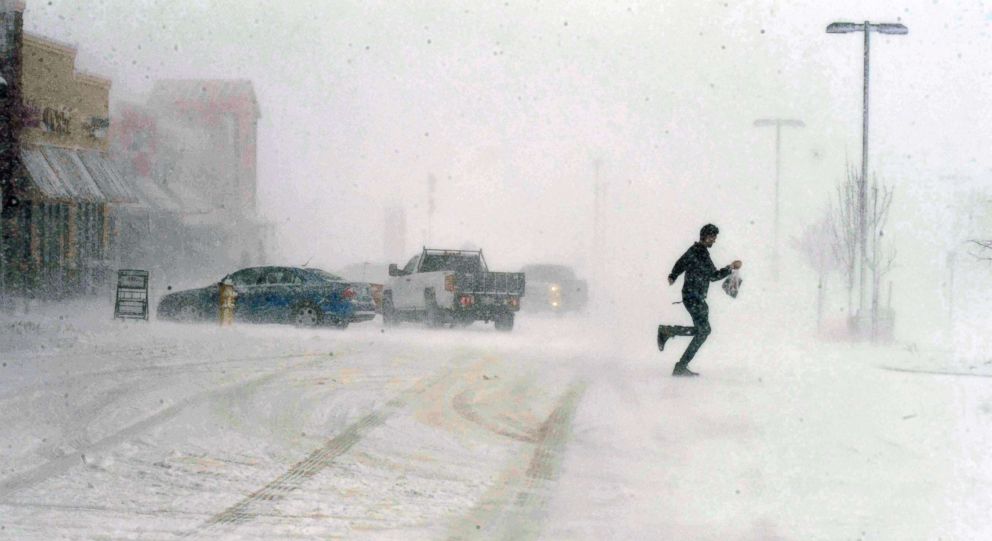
left=388, top=264, right=402, bottom=277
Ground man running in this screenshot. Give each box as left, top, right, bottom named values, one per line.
left=657, top=224, right=742, bottom=377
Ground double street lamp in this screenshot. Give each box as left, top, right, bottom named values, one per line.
left=825, top=20, right=907, bottom=318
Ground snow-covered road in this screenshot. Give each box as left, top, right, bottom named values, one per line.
left=1, top=306, right=990, bottom=540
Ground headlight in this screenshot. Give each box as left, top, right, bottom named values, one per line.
left=549, top=284, right=560, bottom=292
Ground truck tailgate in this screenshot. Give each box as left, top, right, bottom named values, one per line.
left=456, top=272, right=525, bottom=295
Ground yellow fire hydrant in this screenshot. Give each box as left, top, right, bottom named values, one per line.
left=219, top=280, right=237, bottom=326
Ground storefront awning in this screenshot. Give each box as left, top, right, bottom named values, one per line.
left=19, top=144, right=137, bottom=204
left=78, top=150, right=137, bottom=203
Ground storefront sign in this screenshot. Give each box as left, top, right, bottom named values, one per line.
left=42, top=105, right=71, bottom=135
left=85, top=116, right=109, bottom=139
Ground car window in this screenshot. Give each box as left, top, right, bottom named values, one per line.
left=260, top=269, right=304, bottom=285
left=227, top=268, right=263, bottom=286
left=303, top=269, right=344, bottom=282
left=285, top=270, right=304, bottom=285
left=402, top=256, right=419, bottom=274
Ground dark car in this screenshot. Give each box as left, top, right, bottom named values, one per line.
left=519, top=264, right=588, bottom=314
left=156, top=266, right=377, bottom=328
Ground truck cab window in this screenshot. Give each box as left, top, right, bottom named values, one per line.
left=420, top=254, right=482, bottom=273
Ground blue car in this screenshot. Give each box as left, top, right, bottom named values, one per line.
left=156, top=266, right=377, bottom=328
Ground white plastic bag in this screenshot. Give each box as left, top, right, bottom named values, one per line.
left=722, top=270, right=742, bottom=298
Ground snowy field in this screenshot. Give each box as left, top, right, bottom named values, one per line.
left=1, top=298, right=991, bottom=540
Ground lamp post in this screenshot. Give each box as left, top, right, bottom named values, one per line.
left=825, top=20, right=907, bottom=321
left=0, top=59, right=9, bottom=310
left=753, top=118, right=804, bottom=280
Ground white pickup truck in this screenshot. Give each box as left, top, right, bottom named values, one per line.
left=383, top=248, right=526, bottom=331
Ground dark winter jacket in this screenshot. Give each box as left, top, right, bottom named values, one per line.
left=668, top=242, right=732, bottom=301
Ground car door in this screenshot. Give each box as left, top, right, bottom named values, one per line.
left=223, top=267, right=262, bottom=321
left=393, top=255, right=420, bottom=310
left=245, top=267, right=303, bottom=323
left=266, top=267, right=306, bottom=322
left=227, top=267, right=266, bottom=322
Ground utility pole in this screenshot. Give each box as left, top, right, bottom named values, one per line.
left=826, top=20, right=907, bottom=325
left=753, top=118, right=804, bottom=280
left=426, top=174, right=436, bottom=245
left=0, top=73, right=7, bottom=309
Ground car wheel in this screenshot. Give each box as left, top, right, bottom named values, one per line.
left=178, top=303, right=203, bottom=323
left=494, top=313, right=514, bottom=332
left=292, top=303, right=323, bottom=327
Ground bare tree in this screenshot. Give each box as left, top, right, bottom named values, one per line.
left=969, top=239, right=992, bottom=261
left=831, top=166, right=897, bottom=341
left=792, top=208, right=839, bottom=332
left=831, top=167, right=859, bottom=317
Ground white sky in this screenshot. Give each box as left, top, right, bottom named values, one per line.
left=22, top=0, right=992, bottom=342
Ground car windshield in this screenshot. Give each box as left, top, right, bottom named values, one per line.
left=302, top=269, right=344, bottom=282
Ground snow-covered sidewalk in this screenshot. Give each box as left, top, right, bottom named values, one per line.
left=549, top=336, right=992, bottom=540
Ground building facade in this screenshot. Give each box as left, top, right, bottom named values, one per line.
left=1, top=2, right=135, bottom=301
left=109, top=80, right=270, bottom=288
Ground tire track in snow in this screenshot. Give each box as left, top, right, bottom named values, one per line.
left=0, top=346, right=324, bottom=402
left=187, top=359, right=478, bottom=538
left=192, top=407, right=396, bottom=533
left=41, top=386, right=129, bottom=460
left=0, top=352, right=332, bottom=498
left=447, top=380, right=586, bottom=541
left=452, top=388, right=539, bottom=443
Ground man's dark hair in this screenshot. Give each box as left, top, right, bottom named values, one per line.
left=700, top=223, right=719, bottom=239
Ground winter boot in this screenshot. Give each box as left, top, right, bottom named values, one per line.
left=672, top=363, right=699, bottom=377
left=657, top=325, right=670, bottom=352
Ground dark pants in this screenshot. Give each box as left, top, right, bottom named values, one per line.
left=663, top=297, right=711, bottom=367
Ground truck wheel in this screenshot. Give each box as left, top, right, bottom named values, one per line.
left=382, top=293, right=399, bottom=327
left=494, top=313, right=514, bottom=332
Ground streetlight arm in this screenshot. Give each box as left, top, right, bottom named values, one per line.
left=873, top=23, right=908, bottom=35
left=826, top=22, right=863, bottom=33
left=827, top=21, right=908, bottom=35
